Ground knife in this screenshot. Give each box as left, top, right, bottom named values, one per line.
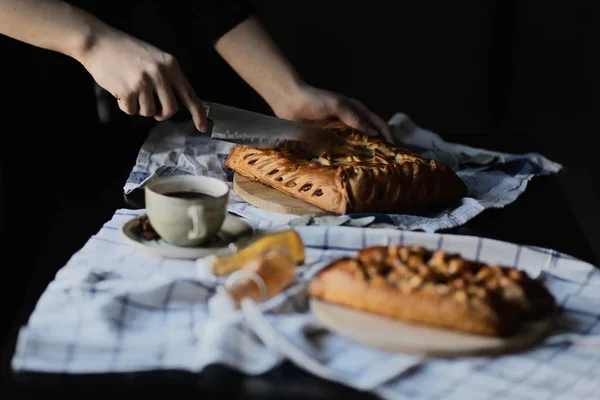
left=202, top=102, right=354, bottom=155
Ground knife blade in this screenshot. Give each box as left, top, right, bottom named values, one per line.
left=203, top=102, right=354, bottom=155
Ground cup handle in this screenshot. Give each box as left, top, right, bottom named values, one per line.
left=187, top=205, right=206, bottom=240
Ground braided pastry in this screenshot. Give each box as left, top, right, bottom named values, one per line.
left=308, top=245, right=556, bottom=336
left=224, top=123, right=467, bottom=215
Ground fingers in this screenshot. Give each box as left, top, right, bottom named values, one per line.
left=379, top=123, right=394, bottom=144
left=114, top=53, right=205, bottom=132
left=153, top=78, right=179, bottom=122
left=117, top=92, right=139, bottom=116
left=137, top=76, right=156, bottom=117
left=349, top=99, right=394, bottom=143
left=173, top=74, right=207, bottom=132
left=332, top=98, right=379, bottom=138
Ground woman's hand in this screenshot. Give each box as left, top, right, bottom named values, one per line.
left=80, top=31, right=208, bottom=132
left=214, top=16, right=393, bottom=143
left=271, top=84, right=394, bottom=143
left=0, top=0, right=207, bottom=131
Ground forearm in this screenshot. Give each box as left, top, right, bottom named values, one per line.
left=213, top=12, right=391, bottom=139
left=214, top=15, right=305, bottom=113
left=0, top=0, right=113, bottom=62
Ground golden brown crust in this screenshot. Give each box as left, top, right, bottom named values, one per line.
left=226, top=145, right=352, bottom=214
left=308, top=245, right=556, bottom=337
left=224, top=124, right=467, bottom=215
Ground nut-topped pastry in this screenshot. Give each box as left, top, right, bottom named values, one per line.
left=224, top=123, right=467, bottom=215
left=308, top=245, right=556, bottom=337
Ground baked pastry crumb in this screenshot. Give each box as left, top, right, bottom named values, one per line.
left=132, top=215, right=160, bottom=240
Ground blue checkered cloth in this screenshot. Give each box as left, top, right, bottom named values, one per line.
left=123, top=113, right=562, bottom=231
left=11, top=208, right=600, bottom=400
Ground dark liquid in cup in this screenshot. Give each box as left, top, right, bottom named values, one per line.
left=163, top=190, right=214, bottom=199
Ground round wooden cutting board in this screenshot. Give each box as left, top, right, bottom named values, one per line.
left=233, top=173, right=330, bottom=216
left=310, top=299, right=555, bottom=357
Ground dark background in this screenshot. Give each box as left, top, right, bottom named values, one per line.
left=0, top=0, right=599, bottom=391
left=249, top=1, right=600, bottom=265
left=2, top=1, right=599, bottom=255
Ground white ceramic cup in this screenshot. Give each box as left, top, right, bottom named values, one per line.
left=144, top=175, right=230, bottom=247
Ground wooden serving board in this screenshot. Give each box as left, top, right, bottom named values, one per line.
left=310, top=299, right=555, bottom=357
left=233, top=173, right=330, bottom=216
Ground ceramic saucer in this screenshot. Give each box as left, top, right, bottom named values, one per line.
left=121, top=213, right=255, bottom=259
